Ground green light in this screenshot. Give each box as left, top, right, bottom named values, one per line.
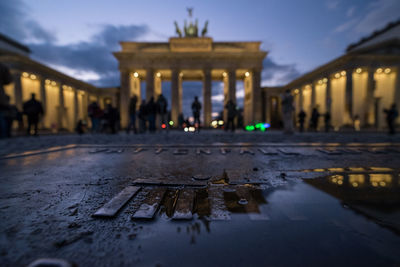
left=245, top=125, right=255, bottom=131
left=255, top=123, right=263, bottom=129
left=169, top=121, right=174, bottom=126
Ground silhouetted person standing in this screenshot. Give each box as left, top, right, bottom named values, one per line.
left=298, top=110, right=306, bottom=132
left=225, top=100, right=236, bottom=132
left=105, top=104, right=118, bottom=134
left=138, top=99, right=147, bottom=133
left=384, top=104, right=398, bottom=135
left=281, top=90, right=294, bottom=134
left=23, top=93, right=43, bottom=136
left=310, top=106, right=320, bottom=131
left=147, top=97, right=157, bottom=132
left=88, top=102, right=102, bottom=133
left=324, top=111, right=331, bottom=132
left=156, top=94, right=168, bottom=129
left=0, top=63, right=13, bottom=138
left=127, top=95, right=137, bottom=134
left=191, top=96, right=202, bottom=129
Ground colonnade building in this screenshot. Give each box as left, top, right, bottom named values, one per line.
left=264, top=20, right=400, bottom=131
left=0, top=33, right=117, bottom=132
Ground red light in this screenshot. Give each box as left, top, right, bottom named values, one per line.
left=161, top=123, right=166, bottom=129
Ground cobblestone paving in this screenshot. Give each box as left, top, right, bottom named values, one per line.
left=1, top=132, right=400, bottom=266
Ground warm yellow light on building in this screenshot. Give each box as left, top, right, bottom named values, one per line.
left=294, top=89, right=299, bottom=94
left=376, top=68, right=383, bottom=74
left=45, top=79, right=50, bottom=84
left=51, top=81, right=56, bottom=86
left=30, top=74, right=36, bottom=80
left=356, top=68, right=362, bottom=74
left=334, top=73, right=341, bottom=79
left=133, top=72, right=139, bottom=78
left=156, top=72, right=161, bottom=78
left=340, top=71, right=346, bottom=76
left=245, top=72, right=250, bottom=77
left=384, top=68, right=391, bottom=74
left=322, top=78, right=328, bottom=83
left=22, top=72, right=29, bottom=77
left=179, top=72, right=183, bottom=77
left=318, top=80, right=323, bottom=85
left=62, top=85, right=67, bottom=89
left=222, top=72, right=227, bottom=77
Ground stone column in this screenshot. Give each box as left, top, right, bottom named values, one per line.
left=129, top=73, right=141, bottom=103
left=12, top=71, right=23, bottom=110
left=299, top=87, right=304, bottom=110
left=171, top=69, right=180, bottom=126
left=365, top=68, right=375, bottom=126
left=74, top=89, right=78, bottom=127
left=227, top=69, right=236, bottom=103
left=311, top=82, right=316, bottom=108
left=326, top=77, right=332, bottom=114
left=203, top=69, right=212, bottom=127
left=119, top=70, right=130, bottom=129
left=345, top=69, right=353, bottom=122
left=251, top=69, right=262, bottom=122
left=394, top=66, right=400, bottom=124
left=39, top=77, right=46, bottom=129
left=154, top=72, right=162, bottom=99
left=59, top=84, right=65, bottom=130
left=146, top=68, right=154, bottom=102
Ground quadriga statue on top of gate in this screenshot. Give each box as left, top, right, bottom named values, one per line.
left=174, top=8, right=208, bottom=38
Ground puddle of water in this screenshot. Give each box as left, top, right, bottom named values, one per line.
left=131, top=172, right=400, bottom=266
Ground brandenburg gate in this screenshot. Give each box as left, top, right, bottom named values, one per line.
left=114, top=14, right=267, bottom=128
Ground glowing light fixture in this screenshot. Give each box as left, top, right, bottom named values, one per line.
left=156, top=72, right=161, bottom=78
left=334, top=73, right=341, bottom=79
left=294, top=89, right=299, bottom=94
left=322, top=78, right=328, bottom=83
left=184, top=127, right=188, bottom=132
left=133, top=72, right=139, bottom=78
left=161, top=123, right=166, bottom=129
left=51, top=81, right=56, bottom=86
left=245, top=72, right=250, bottom=77
left=384, top=68, right=391, bottom=74
left=218, top=120, right=224, bottom=126
left=376, top=68, right=383, bottom=74
left=222, top=72, right=227, bottom=77
left=356, top=68, right=362, bottom=74
left=318, top=80, right=323, bottom=85
left=30, top=74, right=36, bottom=80
left=45, top=79, right=50, bottom=84
left=22, top=72, right=29, bottom=78
left=340, top=71, right=346, bottom=76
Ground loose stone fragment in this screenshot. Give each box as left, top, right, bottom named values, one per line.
left=132, top=188, right=166, bottom=219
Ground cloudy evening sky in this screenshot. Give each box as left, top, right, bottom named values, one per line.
left=1, top=0, right=399, bottom=116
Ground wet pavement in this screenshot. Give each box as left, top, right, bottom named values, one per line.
left=1, top=138, right=400, bottom=266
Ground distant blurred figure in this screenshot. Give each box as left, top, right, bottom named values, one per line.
left=156, top=94, right=168, bottom=130
left=23, top=93, right=43, bottom=136
left=324, top=111, right=331, bottom=132
left=127, top=95, right=138, bottom=134
left=147, top=97, right=157, bottom=133
left=138, top=99, right=148, bottom=133
left=281, top=90, right=294, bottom=134
left=5, top=95, right=21, bottom=137
left=191, top=96, right=202, bottom=128
left=225, top=99, right=236, bottom=132
left=88, top=102, right=102, bottom=133
left=0, top=63, right=13, bottom=138
left=104, top=104, right=118, bottom=134
left=298, top=109, right=306, bottom=132
left=353, top=115, right=361, bottom=131
left=178, top=113, right=184, bottom=129
left=310, top=106, right=320, bottom=132
left=75, top=120, right=85, bottom=135
left=384, top=104, right=398, bottom=135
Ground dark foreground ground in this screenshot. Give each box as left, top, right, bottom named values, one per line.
left=0, top=131, right=400, bottom=266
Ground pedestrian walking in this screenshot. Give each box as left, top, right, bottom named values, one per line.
left=138, top=99, right=148, bottom=133
left=324, top=111, right=331, bottom=132
left=0, top=63, right=13, bottom=138
left=310, top=106, right=320, bottom=131
left=146, top=97, right=157, bottom=132
left=191, top=96, right=201, bottom=130
left=298, top=110, right=306, bottom=132
left=225, top=99, right=236, bottom=132
left=384, top=103, right=398, bottom=134
left=88, top=102, right=102, bottom=133
left=127, top=95, right=138, bottom=134
left=156, top=94, right=168, bottom=129
left=104, top=104, right=118, bottom=134
left=23, top=93, right=43, bottom=136
left=281, top=90, right=294, bottom=134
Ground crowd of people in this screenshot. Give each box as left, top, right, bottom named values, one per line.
left=281, top=89, right=399, bottom=135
